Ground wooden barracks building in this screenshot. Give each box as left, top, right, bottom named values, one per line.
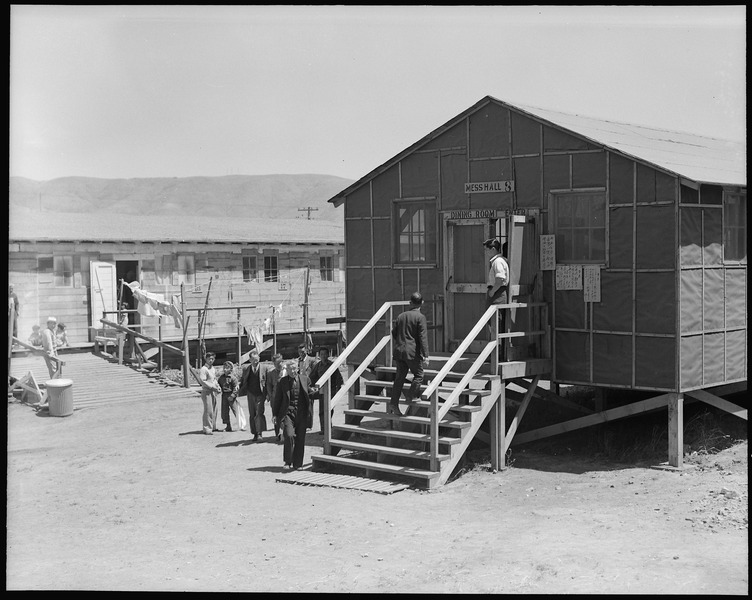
left=8, top=212, right=346, bottom=364
left=305, top=95, right=746, bottom=487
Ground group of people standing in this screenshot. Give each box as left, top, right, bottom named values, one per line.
left=198, top=343, right=343, bottom=471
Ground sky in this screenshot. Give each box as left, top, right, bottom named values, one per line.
left=9, top=5, right=747, bottom=182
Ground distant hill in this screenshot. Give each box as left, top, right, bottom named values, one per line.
left=8, top=174, right=354, bottom=222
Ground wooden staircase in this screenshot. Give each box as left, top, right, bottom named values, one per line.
left=306, top=299, right=551, bottom=491
left=311, top=356, right=504, bottom=489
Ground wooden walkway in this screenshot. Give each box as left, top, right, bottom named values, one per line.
left=276, top=467, right=410, bottom=494
left=8, top=351, right=199, bottom=409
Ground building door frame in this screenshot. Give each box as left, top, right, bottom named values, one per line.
left=443, top=215, right=505, bottom=353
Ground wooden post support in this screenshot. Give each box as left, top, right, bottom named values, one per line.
left=158, top=317, right=164, bottom=372
left=322, top=379, right=332, bottom=455
left=668, top=392, right=684, bottom=468
left=236, top=308, right=242, bottom=364
left=489, top=380, right=506, bottom=470
left=181, top=283, right=190, bottom=389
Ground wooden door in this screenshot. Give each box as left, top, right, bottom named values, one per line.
left=444, top=218, right=498, bottom=352
left=89, top=261, right=117, bottom=333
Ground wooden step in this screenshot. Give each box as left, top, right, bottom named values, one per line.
left=326, top=439, right=451, bottom=462
left=344, top=408, right=472, bottom=429
left=354, top=394, right=483, bottom=413
left=332, top=423, right=461, bottom=445
left=364, top=380, right=492, bottom=397
left=374, top=366, right=498, bottom=383
left=311, top=454, right=439, bottom=481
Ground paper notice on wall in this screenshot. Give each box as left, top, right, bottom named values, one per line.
left=583, top=265, right=601, bottom=303
left=555, top=264, right=582, bottom=290
left=540, top=235, right=556, bottom=271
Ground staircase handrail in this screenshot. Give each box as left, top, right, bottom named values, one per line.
left=317, top=300, right=410, bottom=455
left=425, top=301, right=548, bottom=470
left=422, top=300, right=548, bottom=401
left=436, top=340, right=498, bottom=422
left=327, top=334, right=391, bottom=410
left=314, top=300, right=409, bottom=390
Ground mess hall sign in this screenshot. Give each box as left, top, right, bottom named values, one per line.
left=464, top=180, right=515, bottom=194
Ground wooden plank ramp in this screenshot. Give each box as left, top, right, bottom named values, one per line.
left=276, top=467, right=409, bottom=494
left=8, top=351, right=199, bottom=409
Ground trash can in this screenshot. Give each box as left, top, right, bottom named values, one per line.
left=46, top=378, right=74, bottom=417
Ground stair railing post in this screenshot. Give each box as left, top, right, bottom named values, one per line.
left=322, top=379, right=332, bottom=454
left=430, top=389, right=439, bottom=471
left=491, top=307, right=500, bottom=375
left=386, top=304, right=394, bottom=368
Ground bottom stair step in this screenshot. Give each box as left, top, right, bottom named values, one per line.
left=328, top=438, right=451, bottom=462
left=311, top=453, right=439, bottom=480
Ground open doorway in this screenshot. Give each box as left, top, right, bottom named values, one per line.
left=116, top=261, right=140, bottom=326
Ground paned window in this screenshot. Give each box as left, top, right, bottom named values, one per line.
left=264, top=255, right=278, bottom=282
left=243, top=256, right=258, bottom=282
left=54, top=256, right=74, bottom=287
left=393, top=200, right=437, bottom=264
left=724, top=193, right=746, bottom=262
left=554, top=191, right=606, bottom=263
left=177, top=254, right=195, bottom=285
left=319, top=256, right=334, bottom=281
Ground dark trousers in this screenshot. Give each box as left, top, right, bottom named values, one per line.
left=317, top=396, right=334, bottom=432
left=221, top=395, right=239, bottom=429
left=281, top=414, right=308, bottom=468
left=390, top=358, right=424, bottom=406
left=487, top=289, right=508, bottom=359
left=247, top=393, right=266, bottom=436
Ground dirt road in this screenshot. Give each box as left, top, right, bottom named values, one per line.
left=6, top=391, right=748, bottom=593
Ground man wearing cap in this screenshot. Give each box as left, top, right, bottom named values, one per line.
left=389, top=291, right=430, bottom=417
left=41, top=317, right=60, bottom=378
left=484, top=238, right=510, bottom=358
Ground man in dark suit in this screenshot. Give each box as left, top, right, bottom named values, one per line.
left=272, top=360, right=316, bottom=470
left=389, top=291, right=431, bottom=417
left=240, top=349, right=267, bottom=442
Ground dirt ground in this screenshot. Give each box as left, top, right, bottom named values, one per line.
left=6, top=389, right=748, bottom=593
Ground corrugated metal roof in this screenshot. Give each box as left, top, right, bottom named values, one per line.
left=8, top=209, right=344, bottom=244
left=513, top=101, right=746, bottom=186
left=330, top=95, right=746, bottom=203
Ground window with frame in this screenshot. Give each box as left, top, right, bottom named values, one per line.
left=264, top=255, right=278, bottom=282
left=177, top=254, right=195, bottom=285
left=242, top=255, right=258, bottom=282
left=319, top=256, right=334, bottom=281
left=553, top=191, right=606, bottom=263
left=393, top=200, right=437, bottom=264
left=724, top=192, right=747, bottom=262
left=54, top=256, right=74, bottom=287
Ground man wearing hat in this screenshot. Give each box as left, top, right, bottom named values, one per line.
left=389, top=291, right=430, bottom=417
left=484, top=238, right=510, bottom=358
left=41, top=316, right=60, bottom=378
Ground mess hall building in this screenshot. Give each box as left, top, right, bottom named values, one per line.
left=312, top=95, right=746, bottom=483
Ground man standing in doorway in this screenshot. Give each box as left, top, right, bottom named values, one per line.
left=484, top=238, right=510, bottom=359
left=389, top=292, right=430, bottom=417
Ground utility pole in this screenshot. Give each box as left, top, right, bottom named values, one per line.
left=302, top=264, right=311, bottom=350
left=298, top=207, right=319, bottom=220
